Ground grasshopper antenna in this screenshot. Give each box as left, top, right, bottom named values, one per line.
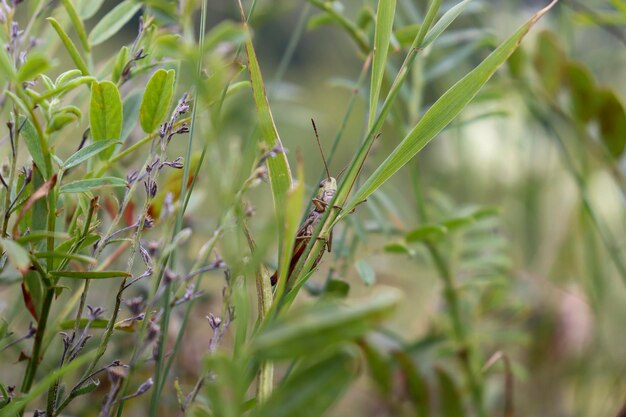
left=311, top=118, right=331, bottom=180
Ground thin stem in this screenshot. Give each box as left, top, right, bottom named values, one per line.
left=411, top=166, right=484, bottom=417
left=20, top=288, right=54, bottom=393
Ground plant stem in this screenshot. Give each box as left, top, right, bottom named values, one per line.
left=411, top=166, right=485, bottom=417
left=20, top=287, right=53, bottom=393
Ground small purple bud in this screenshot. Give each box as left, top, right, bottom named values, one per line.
left=206, top=313, right=221, bottom=330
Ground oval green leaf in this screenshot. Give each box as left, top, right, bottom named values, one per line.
left=90, top=81, right=123, bottom=159
left=596, top=88, right=626, bottom=158
left=139, top=69, right=175, bottom=133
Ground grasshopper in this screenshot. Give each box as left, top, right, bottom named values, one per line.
left=270, top=120, right=340, bottom=287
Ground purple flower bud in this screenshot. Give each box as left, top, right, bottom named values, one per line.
left=206, top=313, right=221, bottom=330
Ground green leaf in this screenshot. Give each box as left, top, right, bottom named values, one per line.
left=355, top=259, right=376, bottom=286
left=0, top=43, right=16, bottom=82
left=533, top=30, right=565, bottom=97
left=34, top=251, right=97, bottom=265
left=63, top=139, right=119, bottom=169
left=435, top=367, right=464, bottom=417
left=35, top=76, right=95, bottom=102
left=61, top=0, right=90, bottom=52
left=46, top=110, right=80, bottom=134
left=16, top=231, right=70, bottom=244
left=17, top=54, right=51, bottom=83
left=139, top=69, right=175, bottom=133
left=121, top=90, right=143, bottom=141
left=346, top=2, right=558, bottom=211
left=393, top=351, right=429, bottom=417
left=360, top=341, right=392, bottom=395
left=252, top=288, right=401, bottom=360
left=274, top=160, right=305, bottom=297
left=59, top=317, right=109, bottom=330
left=88, top=0, right=142, bottom=46
left=76, top=0, right=106, bottom=19
left=422, top=0, right=473, bottom=48
left=90, top=81, right=123, bottom=159
left=595, top=88, right=626, bottom=158
left=47, top=17, right=89, bottom=75
left=202, top=354, right=247, bottom=417
left=252, top=349, right=358, bottom=417
left=112, top=46, right=130, bottom=83
left=240, top=8, right=293, bottom=256
left=324, top=279, right=350, bottom=298
left=406, top=224, right=448, bottom=242
left=369, top=0, right=396, bottom=128
left=59, top=177, right=127, bottom=193
left=20, top=117, right=49, bottom=177
left=383, top=241, right=412, bottom=254
left=565, top=62, right=596, bottom=123
left=49, top=270, right=131, bottom=279
left=0, top=238, right=30, bottom=273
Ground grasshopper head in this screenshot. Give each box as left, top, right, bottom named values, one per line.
left=317, top=177, right=337, bottom=204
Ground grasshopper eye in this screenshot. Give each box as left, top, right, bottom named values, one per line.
left=319, top=180, right=325, bottom=187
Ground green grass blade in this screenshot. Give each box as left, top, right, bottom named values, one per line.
left=272, top=159, right=305, bottom=302
left=422, top=0, right=473, bottom=48
left=345, top=1, right=559, bottom=212
left=47, top=17, right=89, bottom=76
left=369, top=0, right=396, bottom=129
left=238, top=0, right=293, bottom=250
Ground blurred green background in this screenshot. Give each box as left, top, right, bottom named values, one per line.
left=1, top=0, right=626, bottom=416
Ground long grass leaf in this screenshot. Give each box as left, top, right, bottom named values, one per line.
left=345, top=1, right=559, bottom=212
left=422, top=0, right=473, bottom=48
left=238, top=0, right=293, bottom=252
left=369, top=0, right=396, bottom=129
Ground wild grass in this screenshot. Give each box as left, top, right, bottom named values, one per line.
left=1, top=0, right=625, bottom=416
